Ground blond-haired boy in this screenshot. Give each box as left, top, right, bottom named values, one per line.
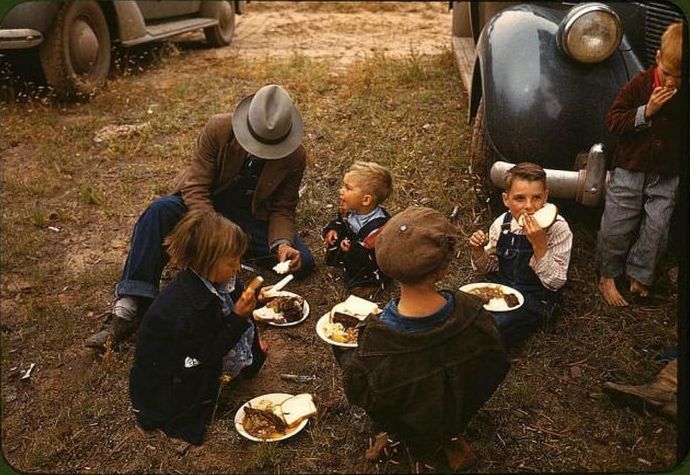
left=597, top=22, right=684, bottom=306
left=322, top=161, right=393, bottom=293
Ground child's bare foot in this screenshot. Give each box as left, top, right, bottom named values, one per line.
left=443, top=437, right=477, bottom=472
left=599, top=277, right=628, bottom=306
left=629, top=278, right=649, bottom=297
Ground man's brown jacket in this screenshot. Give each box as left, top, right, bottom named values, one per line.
left=172, top=112, right=307, bottom=246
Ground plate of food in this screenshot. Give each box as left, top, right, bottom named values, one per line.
left=253, top=291, right=309, bottom=327
left=459, top=283, right=524, bottom=312
left=235, top=393, right=317, bottom=442
left=315, top=295, right=381, bottom=348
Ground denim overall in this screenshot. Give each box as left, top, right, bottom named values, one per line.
left=490, top=213, right=560, bottom=347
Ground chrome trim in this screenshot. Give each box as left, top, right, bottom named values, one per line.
left=557, top=3, right=622, bottom=63
left=0, top=28, right=43, bottom=49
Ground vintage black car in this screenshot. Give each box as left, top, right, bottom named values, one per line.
left=0, top=0, right=247, bottom=100
left=451, top=1, right=685, bottom=206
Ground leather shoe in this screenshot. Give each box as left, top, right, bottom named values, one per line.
left=84, top=313, right=137, bottom=350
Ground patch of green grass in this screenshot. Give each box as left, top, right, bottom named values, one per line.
left=241, top=442, right=284, bottom=471
left=29, top=208, right=50, bottom=227
left=509, top=382, right=538, bottom=408
left=78, top=185, right=100, bottom=205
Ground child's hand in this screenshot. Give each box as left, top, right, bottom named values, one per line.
left=646, top=86, right=677, bottom=118
left=340, top=237, right=351, bottom=252
left=324, top=229, right=338, bottom=245
left=522, top=214, right=547, bottom=261
left=469, top=230, right=487, bottom=260
left=469, top=230, right=487, bottom=249
left=234, top=287, right=257, bottom=318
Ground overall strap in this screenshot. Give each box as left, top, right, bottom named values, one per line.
left=357, top=210, right=390, bottom=241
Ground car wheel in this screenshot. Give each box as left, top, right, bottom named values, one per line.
left=204, top=1, right=235, bottom=47
left=469, top=99, right=502, bottom=212
left=39, top=0, right=111, bottom=100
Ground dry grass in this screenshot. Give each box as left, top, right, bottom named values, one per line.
left=0, top=11, right=679, bottom=474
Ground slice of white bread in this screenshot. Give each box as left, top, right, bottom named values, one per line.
left=331, top=295, right=381, bottom=320
left=252, top=306, right=284, bottom=322
left=277, top=393, right=317, bottom=427
left=515, top=203, right=558, bottom=229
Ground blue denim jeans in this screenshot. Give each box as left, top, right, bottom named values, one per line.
left=596, top=168, right=678, bottom=286
left=115, top=195, right=315, bottom=300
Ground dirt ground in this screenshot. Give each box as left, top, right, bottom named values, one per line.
left=0, top=2, right=682, bottom=474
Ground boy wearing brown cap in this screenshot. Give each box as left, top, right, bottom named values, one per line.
left=339, top=206, right=509, bottom=471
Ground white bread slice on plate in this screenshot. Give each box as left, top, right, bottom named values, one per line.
left=252, top=306, right=284, bottom=322
left=332, top=295, right=381, bottom=320
left=515, top=203, right=558, bottom=229
left=277, top=393, right=317, bottom=428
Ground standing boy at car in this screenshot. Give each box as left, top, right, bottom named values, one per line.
left=469, top=162, right=573, bottom=348
left=322, top=161, right=393, bottom=296
left=339, top=206, right=509, bottom=471
left=597, top=22, right=684, bottom=307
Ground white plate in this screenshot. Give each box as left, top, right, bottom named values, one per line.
left=253, top=291, right=310, bottom=327
left=315, top=313, right=358, bottom=348
left=234, top=393, right=309, bottom=442
left=459, top=282, right=524, bottom=312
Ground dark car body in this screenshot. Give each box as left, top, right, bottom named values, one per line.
left=0, top=0, right=247, bottom=99
left=451, top=1, right=685, bottom=205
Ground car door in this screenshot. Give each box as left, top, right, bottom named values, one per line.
left=135, top=1, right=202, bottom=21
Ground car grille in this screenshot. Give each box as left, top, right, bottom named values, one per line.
left=644, top=1, right=684, bottom=67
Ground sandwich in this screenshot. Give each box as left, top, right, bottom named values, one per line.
left=245, top=275, right=265, bottom=294
left=242, top=393, right=317, bottom=439
left=324, top=295, right=381, bottom=344
left=253, top=294, right=304, bottom=323
left=514, top=202, right=558, bottom=229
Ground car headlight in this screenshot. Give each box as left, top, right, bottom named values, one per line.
left=557, top=3, right=622, bottom=64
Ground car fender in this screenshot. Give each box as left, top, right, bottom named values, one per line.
left=111, top=1, right=147, bottom=44
left=0, top=1, right=60, bottom=32
left=473, top=4, right=640, bottom=169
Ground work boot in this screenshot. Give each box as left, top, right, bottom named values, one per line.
left=84, top=313, right=137, bottom=350
left=603, top=359, right=677, bottom=419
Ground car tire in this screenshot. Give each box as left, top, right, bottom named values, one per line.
left=204, top=1, right=235, bottom=47
left=469, top=99, right=502, bottom=212
left=39, top=0, right=111, bottom=100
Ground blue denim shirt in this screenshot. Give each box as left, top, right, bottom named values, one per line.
left=195, top=272, right=254, bottom=378
left=379, top=291, right=454, bottom=333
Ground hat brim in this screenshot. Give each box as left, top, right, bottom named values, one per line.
left=232, top=93, right=304, bottom=160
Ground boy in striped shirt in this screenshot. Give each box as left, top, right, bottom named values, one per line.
left=469, top=162, right=573, bottom=347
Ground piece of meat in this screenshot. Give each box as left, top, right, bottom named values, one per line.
left=503, top=293, right=520, bottom=308
left=244, top=405, right=287, bottom=434
left=332, top=312, right=362, bottom=329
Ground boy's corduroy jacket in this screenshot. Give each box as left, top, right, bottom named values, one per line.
left=341, top=291, right=509, bottom=450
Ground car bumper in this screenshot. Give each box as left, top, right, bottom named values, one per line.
left=489, top=144, right=609, bottom=207
left=0, top=28, right=43, bottom=49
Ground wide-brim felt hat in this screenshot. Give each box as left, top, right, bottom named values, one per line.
left=232, top=84, right=304, bottom=160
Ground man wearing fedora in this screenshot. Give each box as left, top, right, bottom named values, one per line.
left=86, top=84, right=315, bottom=350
